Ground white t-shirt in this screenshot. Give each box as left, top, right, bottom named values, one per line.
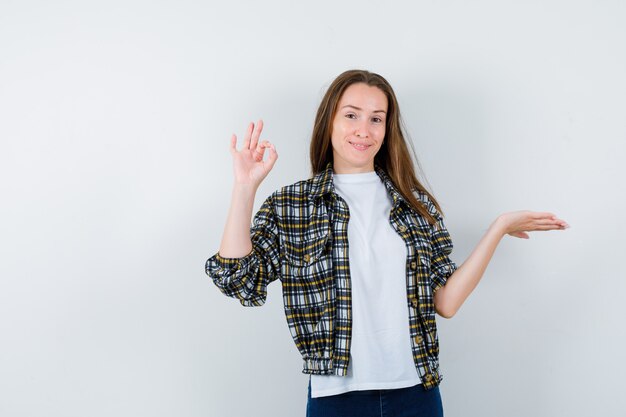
left=310, top=170, right=421, bottom=398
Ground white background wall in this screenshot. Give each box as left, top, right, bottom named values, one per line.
left=1, top=1, right=624, bottom=416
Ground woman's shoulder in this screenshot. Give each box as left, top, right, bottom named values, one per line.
left=411, top=188, right=445, bottom=221
left=270, top=170, right=328, bottom=201
left=277, top=176, right=316, bottom=194
left=409, top=187, right=431, bottom=208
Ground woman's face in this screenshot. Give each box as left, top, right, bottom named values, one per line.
left=330, top=83, right=388, bottom=174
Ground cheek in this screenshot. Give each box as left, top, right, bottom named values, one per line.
left=330, top=128, right=343, bottom=151
left=375, top=125, right=386, bottom=138
left=333, top=118, right=348, bottom=134
left=331, top=123, right=350, bottom=145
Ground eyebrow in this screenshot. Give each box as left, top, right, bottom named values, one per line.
left=341, top=104, right=387, bottom=114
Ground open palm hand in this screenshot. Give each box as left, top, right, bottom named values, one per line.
left=498, top=210, right=570, bottom=239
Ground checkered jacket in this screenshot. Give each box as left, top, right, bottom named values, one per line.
left=205, top=161, right=458, bottom=390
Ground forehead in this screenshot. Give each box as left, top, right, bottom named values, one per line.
left=338, top=83, right=388, bottom=110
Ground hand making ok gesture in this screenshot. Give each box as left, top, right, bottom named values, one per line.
left=229, top=119, right=278, bottom=189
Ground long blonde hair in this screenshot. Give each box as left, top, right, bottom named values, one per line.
left=309, top=69, right=445, bottom=226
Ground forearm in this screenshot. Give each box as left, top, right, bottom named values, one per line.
left=434, top=217, right=507, bottom=318
left=218, top=184, right=258, bottom=258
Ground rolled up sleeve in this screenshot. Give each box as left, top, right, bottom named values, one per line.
left=424, top=197, right=458, bottom=293
left=205, top=193, right=281, bottom=307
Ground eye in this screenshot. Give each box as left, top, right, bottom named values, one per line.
left=345, top=113, right=357, bottom=119
left=372, top=117, right=383, bottom=123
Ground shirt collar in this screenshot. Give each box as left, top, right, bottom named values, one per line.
left=309, top=161, right=335, bottom=200
left=310, top=161, right=410, bottom=208
left=374, top=164, right=410, bottom=208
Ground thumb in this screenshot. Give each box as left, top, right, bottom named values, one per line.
left=509, top=231, right=530, bottom=239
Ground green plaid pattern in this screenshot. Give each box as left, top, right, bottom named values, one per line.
left=205, top=161, right=458, bottom=390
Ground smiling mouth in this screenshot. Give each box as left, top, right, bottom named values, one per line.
left=349, top=141, right=371, bottom=150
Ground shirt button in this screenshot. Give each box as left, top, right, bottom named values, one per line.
left=411, top=299, right=419, bottom=308
left=424, top=374, right=433, bottom=382
left=414, top=335, right=423, bottom=344
left=410, top=261, right=417, bottom=270
left=398, top=225, right=407, bottom=232
left=303, top=254, right=311, bottom=263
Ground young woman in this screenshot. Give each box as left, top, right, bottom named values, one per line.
left=206, top=70, right=569, bottom=417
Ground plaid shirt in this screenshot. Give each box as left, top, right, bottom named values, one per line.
left=205, top=161, right=458, bottom=390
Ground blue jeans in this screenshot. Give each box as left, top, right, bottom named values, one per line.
left=306, top=378, right=444, bottom=417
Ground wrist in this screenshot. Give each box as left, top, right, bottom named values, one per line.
left=232, top=182, right=258, bottom=195
left=490, top=216, right=508, bottom=238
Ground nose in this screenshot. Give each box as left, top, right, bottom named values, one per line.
left=354, top=121, right=369, bottom=138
